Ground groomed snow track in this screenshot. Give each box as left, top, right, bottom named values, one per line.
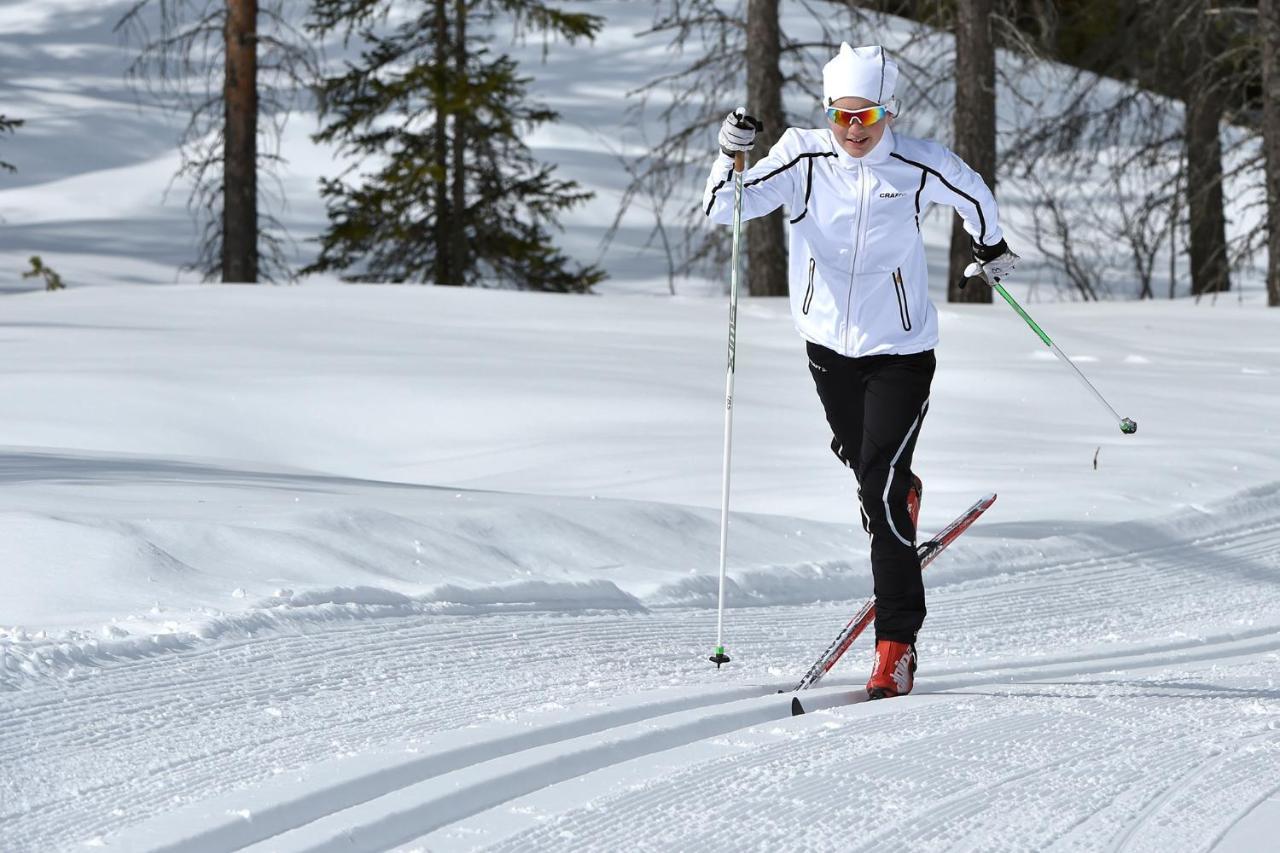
left=6, top=488, right=1280, bottom=852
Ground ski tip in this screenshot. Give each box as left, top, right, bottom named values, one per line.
left=791, top=696, right=805, bottom=716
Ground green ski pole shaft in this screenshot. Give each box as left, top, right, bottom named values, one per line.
left=983, top=271, right=1137, bottom=435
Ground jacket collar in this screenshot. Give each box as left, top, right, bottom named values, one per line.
left=829, top=125, right=896, bottom=168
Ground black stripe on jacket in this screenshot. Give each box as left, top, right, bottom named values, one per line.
left=889, top=151, right=988, bottom=244
left=705, top=151, right=837, bottom=217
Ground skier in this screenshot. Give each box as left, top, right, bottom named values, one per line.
left=704, top=43, right=1018, bottom=700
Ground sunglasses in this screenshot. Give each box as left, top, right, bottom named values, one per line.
left=825, top=104, right=890, bottom=129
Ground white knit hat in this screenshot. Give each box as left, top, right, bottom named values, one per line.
left=822, top=43, right=898, bottom=106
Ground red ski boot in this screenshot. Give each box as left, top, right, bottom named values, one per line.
left=866, top=639, right=916, bottom=700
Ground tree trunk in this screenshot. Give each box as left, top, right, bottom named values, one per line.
left=745, top=0, right=787, bottom=297
left=432, top=0, right=454, bottom=285
left=223, top=0, right=258, bottom=283
left=1184, top=39, right=1230, bottom=296
left=450, top=0, right=469, bottom=286
left=1169, top=167, right=1179, bottom=299
left=948, top=0, right=995, bottom=304
left=1263, top=0, right=1280, bottom=307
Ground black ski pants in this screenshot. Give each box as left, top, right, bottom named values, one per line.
left=806, top=341, right=935, bottom=644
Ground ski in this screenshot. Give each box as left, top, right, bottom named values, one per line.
left=792, top=492, right=996, bottom=692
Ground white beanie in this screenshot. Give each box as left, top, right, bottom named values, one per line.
left=822, top=43, right=898, bottom=106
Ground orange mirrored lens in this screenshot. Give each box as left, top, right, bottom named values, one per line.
left=825, top=105, right=888, bottom=128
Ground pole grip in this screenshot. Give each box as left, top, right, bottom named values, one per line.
left=733, top=151, right=745, bottom=173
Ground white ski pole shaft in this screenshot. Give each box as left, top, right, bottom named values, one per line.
left=711, top=151, right=746, bottom=668
left=983, top=270, right=1137, bottom=435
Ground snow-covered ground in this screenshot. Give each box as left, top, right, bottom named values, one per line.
left=0, top=284, right=1277, bottom=851
left=2, top=1, right=1279, bottom=851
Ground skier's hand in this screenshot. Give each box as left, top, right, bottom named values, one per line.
left=718, top=108, right=764, bottom=157
left=962, top=240, right=1018, bottom=286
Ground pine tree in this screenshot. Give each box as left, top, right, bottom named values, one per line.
left=305, top=0, right=604, bottom=290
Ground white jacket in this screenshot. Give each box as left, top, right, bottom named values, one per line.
left=703, top=126, right=1004, bottom=358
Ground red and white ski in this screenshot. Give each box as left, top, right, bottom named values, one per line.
left=792, top=493, right=996, bottom=692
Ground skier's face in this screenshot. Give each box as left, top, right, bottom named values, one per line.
left=827, top=96, right=891, bottom=158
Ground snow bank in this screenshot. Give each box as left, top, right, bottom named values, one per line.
left=0, top=281, right=1275, bottom=688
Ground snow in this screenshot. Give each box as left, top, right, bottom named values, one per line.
left=0, top=1, right=1278, bottom=852
left=1, top=285, right=1276, bottom=852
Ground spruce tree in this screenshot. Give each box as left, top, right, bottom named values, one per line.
left=305, top=0, right=604, bottom=291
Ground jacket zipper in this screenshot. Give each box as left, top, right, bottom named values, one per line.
left=843, top=161, right=863, bottom=351
left=893, top=267, right=912, bottom=331
left=856, top=162, right=873, bottom=265
left=803, top=258, right=815, bottom=315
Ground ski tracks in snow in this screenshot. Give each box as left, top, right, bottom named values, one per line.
left=410, top=664, right=1280, bottom=853
left=5, top=493, right=1280, bottom=851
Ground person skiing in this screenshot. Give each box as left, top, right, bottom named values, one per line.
left=703, top=43, right=1018, bottom=700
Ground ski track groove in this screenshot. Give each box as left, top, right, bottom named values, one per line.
left=5, top=637, right=1274, bottom=845
left=870, top=720, right=1186, bottom=851
left=235, top=688, right=839, bottom=853
left=464, top=689, right=1275, bottom=853
left=1123, top=731, right=1280, bottom=853
left=1105, top=739, right=1237, bottom=853
left=2, top=612, right=823, bottom=849
left=10, top=627, right=1280, bottom=845
left=1202, top=769, right=1280, bottom=853
left=401, top=517, right=1280, bottom=852
left=6, top=497, right=1280, bottom=851
left=466, top=702, right=907, bottom=853
left=467, top=700, right=1065, bottom=852
left=332, top=632, right=1279, bottom=853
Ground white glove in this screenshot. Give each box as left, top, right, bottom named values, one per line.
left=963, top=245, right=1019, bottom=284
left=718, top=108, right=763, bottom=156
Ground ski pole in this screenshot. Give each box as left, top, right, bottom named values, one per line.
left=980, top=270, right=1137, bottom=435
left=710, top=151, right=746, bottom=669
